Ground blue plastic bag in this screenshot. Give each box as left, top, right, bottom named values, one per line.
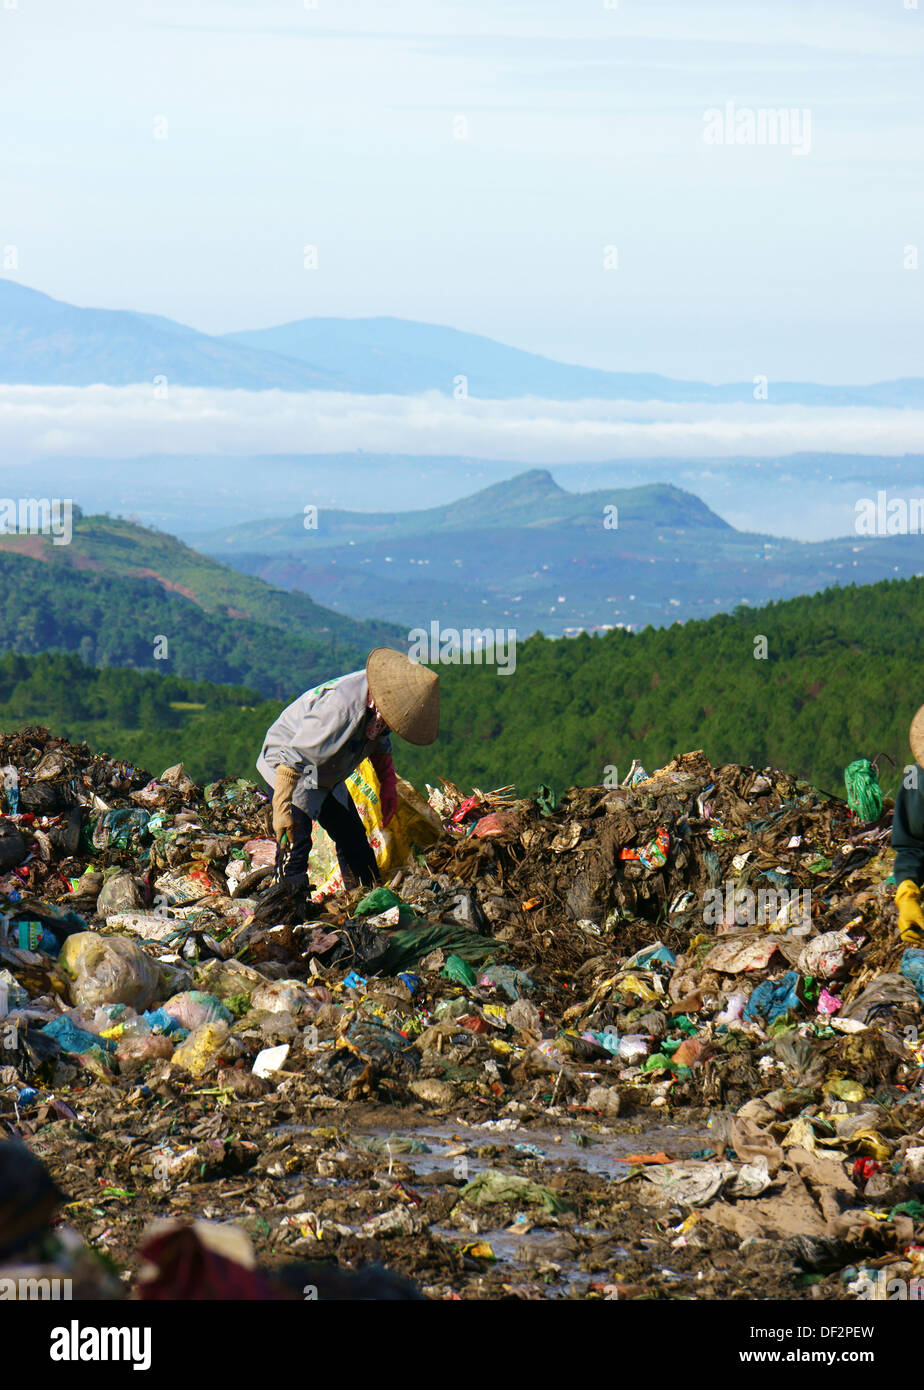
left=743, top=971, right=801, bottom=1025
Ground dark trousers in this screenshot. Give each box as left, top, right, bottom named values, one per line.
left=276, top=792, right=378, bottom=888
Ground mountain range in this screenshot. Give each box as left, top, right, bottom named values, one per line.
left=3, top=279, right=924, bottom=405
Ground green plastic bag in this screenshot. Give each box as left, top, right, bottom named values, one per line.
left=442, top=954, right=477, bottom=986
left=355, top=887, right=403, bottom=917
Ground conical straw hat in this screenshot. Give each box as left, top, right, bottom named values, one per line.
left=366, top=648, right=440, bottom=745
left=910, top=705, right=924, bottom=770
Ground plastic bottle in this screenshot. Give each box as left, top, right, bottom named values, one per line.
left=1, top=766, right=19, bottom=815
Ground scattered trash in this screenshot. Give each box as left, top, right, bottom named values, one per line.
left=0, top=732, right=922, bottom=1302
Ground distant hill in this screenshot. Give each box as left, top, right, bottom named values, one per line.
left=195, top=469, right=728, bottom=551
left=191, top=468, right=924, bottom=635
left=222, top=314, right=924, bottom=406
left=0, top=515, right=404, bottom=697
left=3, top=279, right=924, bottom=404
left=0, top=280, right=344, bottom=390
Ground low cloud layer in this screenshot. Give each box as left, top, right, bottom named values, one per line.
left=1, top=384, right=923, bottom=464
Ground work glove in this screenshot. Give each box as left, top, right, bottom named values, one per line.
left=370, top=748, right=398, bottom=827
left=272, top=765, right=299, bottom=844
left=896, top=879, right=924, bottom=944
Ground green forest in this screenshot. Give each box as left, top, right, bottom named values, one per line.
left=0, top=516, right=401, bottom=699
left=0, top=574, right=920, bottom=800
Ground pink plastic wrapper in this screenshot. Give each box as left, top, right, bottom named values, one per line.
left=472, top=811, right=520, bottom=838
left=243, top=838, right=278, bottom=869
left=817, top=987, right=842, bottom=1015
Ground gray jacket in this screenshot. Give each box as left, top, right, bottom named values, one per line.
left=256, top=669, right=392, bottom=815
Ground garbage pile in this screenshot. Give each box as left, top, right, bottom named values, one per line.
left=1, top=730, right=923, bottom=1301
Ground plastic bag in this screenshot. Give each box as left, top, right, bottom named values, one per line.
left=97, top=872, right=144, bottom=916
left=59, top=931, right=163, bottom=1011
left=116, top=1034, right=175, bottom=1064
left=171, top=1020, right=230, bottom=1076
left=42, top=1014, right=115, bottom=1056
left=250, top=979, right=316, bottom=1016
left=162, top=990, right=232, bottom=1030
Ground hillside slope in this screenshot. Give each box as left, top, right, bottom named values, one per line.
left=0, top=516, right=404, bottom=697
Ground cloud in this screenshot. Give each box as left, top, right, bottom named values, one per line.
left=2, top=384, right=923, bottom=467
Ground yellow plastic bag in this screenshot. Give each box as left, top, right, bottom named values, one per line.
left=310, top=762, right=442, bottom=897
left=171, top=1020, right=230, bottom=1076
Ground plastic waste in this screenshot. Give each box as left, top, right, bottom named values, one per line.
left=900, top=948, right=924, bottom=1001
left=97, top=872, right=145, bottom=916
left=116, top=1034, right=175, bottom=1064
left=742, top=971, right=801, bottom=1025
left=478, top=964, right=534, bottom=1000
left=1, top=766, right=19, bottom=815
left=59, top=931, right=163, bottom=1011
left=250, top=979, right=315, bottom=1016
left=42, top=1015, right=116, bottom=1056
left=252, top=1043, right=290, bottom=1077
left=162, top=991, right=232, bottom=1030
left=171, top=1020, right=230, bottom=1076
left=618, top=1033, right=651, bottom=1063
left=459, top=1168, right=568, bottom=1213
left=443, top=955, right=477, bottom=986
left=355, top=887, right=403, bottom=917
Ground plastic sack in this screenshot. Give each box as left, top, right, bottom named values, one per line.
left=250, top=979, right=316, bottom=1016
left=306, top=765, right=442, bottom=897
left=97, top=872, right=144, bottom=916
left=171, top=1020, right=230, bottom=1076
left=162, top=990, right=232, bottom=1030
left=59, top=931, right=163, bottom=1011
left=116, top=1034, right=175, bottom=1064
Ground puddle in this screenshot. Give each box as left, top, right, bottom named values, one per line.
left=350, top=1119, right=706, bottom=1182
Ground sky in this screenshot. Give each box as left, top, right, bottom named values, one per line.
left=2, top=0, right=924, bottom=384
